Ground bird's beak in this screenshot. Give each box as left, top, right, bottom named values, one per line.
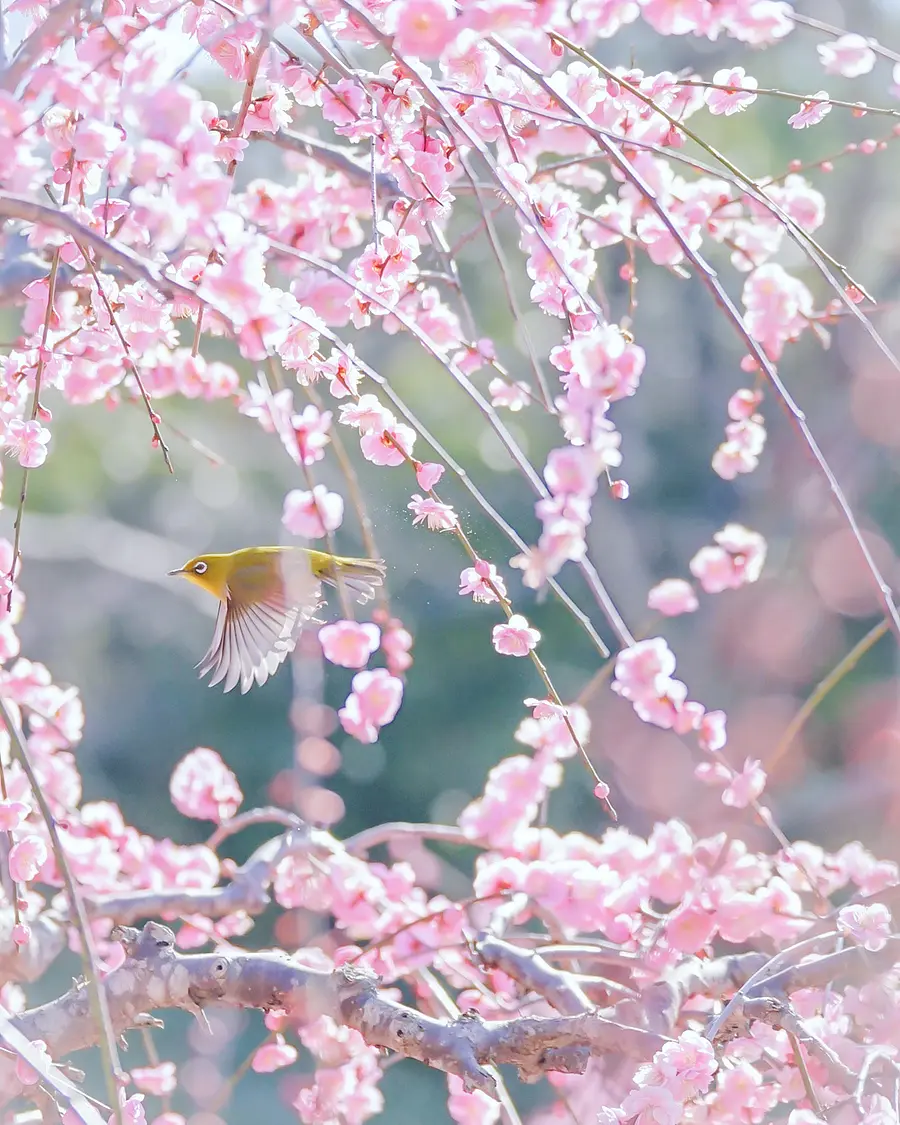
left=167, top=567, right=186, bottom=577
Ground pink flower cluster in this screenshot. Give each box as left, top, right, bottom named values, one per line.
left=459, top=703, right=589, bottom=848
left=612, top=636, right=727, bottom=749
left=712, top=388, right=767, bottom=480
left=690, top=523, right=767, bottom=594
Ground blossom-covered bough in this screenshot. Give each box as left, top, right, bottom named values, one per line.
left=1, top=0, right=900, bottom=1120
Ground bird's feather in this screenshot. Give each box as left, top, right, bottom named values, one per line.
left=197, top=554, right=325, bottom=694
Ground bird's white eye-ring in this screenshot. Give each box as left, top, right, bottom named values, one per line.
left=193, top=561, right=208, bottom=575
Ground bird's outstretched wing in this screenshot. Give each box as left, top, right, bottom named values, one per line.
left=197, top=554, right=323, bottom=694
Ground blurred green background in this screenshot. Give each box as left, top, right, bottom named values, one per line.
left=8, top=0, right=900, bottom=1118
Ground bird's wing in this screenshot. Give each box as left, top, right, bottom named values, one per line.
left=197, top=582, right=323, bottom=694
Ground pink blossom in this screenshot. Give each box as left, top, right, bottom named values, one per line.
left=415, top=461, right=445, bottom=490
left=654, top=1029, right=718, bottom=1098
left=385, top=0, right=458, bottom=58
left=818, top=34, right=875, bottom=78
left=283, top=486, right=344, bottom=539
left=707, top=67, right=757, bottom=115
left=339, top=394, right=392, bottom=434
left=647, top=579, right=698, bottom=617
left=375, top=618, right=411, bottom=676
left=837, top=903, right=893, bottom=952
left=170, top=747, right=243, bottom=823
left=252, top=1034, right=298, bottom=1072
left=728, top=389, right=763, bottom=420
left=339, top=669, right=404, bottom=743
left=612, top=638, right=676, bottom=701
left=712, top=416, right=766, bottom=480
left=698, top=710, right=728, bottom=752
left=4, top=418, right=51, bottom=468
left=788, top=93, right=832, bottom=129
left=722, top=758, right=766, bottom=808
left=0, top=799, right=29, bottom=831
left=319, top=621, right=381, bottom=669
left=620, top=1085, right=682, bottom=1125
left=293, top=404, right=332, bottom=466
left=666, top=903, right=717, bottom=954
left=544, top=447, right=602, bottom=498
left=690, top=524, right=767, bottom=593
left=492, top=615, right=540, bottom=657
left=460, top=561, right=507, bottom=604
left=488, top=378, right=530, bottom=411
left=360, top=422, right=415, bottom=467
left=131, top=1062, right=177, bottom=1096
left=408, top=494, right=457, bottom=530
left=8, top=835, right=48, bottom=882
left=12, top=922, right=30, bottom=946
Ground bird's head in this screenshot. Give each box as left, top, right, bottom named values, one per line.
left=167, top=554, right=229, bottom=598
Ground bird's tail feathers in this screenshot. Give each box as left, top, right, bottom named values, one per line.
left=321, top=556, right=386, bottom=604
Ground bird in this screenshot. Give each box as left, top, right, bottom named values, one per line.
left=168, top=546, right=386, bottom=695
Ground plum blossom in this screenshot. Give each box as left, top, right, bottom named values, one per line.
left=8, top=835, right=48, bottom=882
left=721, top=758, right=766, bottom=808
left=408, top=494, right=458, bottom=530
left=319, top=621, right=381, bottom=669
left=620, top=1085, right=682, bottom=1125
left=4, top=418, right=51, bottom=468
left=252, top=1035, right=298, bottom=1072
left=837, top=903, right=893, bottom=952
left=283, top=486, right=344, bottom=539
left=170, top=747, right=243, bottom=823
left=460, top=561, right=507, bottom=603
left=788, top=93, right=832, bottom=129
left=488, top=378, right=530, bottom=411
left=339, top=669, right=404, bottom=743
left=818, top=34, right=875, bottom=78
left=690, top=524, right=767, bottom=593
left=648, top=579, right=698, bottom=616
left=0, top=799, right=29, bottom=831
left=415, top=461, right=445, bottom=490
left=492, top=615, right=540, bottom=657
left=359, top=421, right=415, bottom=467
left=384, top=0, right=459, bottom=58
left=707, top=67, right=758, bottom=115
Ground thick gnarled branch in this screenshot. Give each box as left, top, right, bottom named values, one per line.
left=1, top=921, right=664, bottom=1106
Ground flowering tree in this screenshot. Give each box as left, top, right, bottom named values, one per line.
left=1, top=0, right=900, bottom=1121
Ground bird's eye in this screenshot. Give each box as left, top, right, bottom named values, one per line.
left=193, top=561, right=208, bottom=575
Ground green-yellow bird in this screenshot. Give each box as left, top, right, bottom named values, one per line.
left=168, top=546, right=386, bottom=695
